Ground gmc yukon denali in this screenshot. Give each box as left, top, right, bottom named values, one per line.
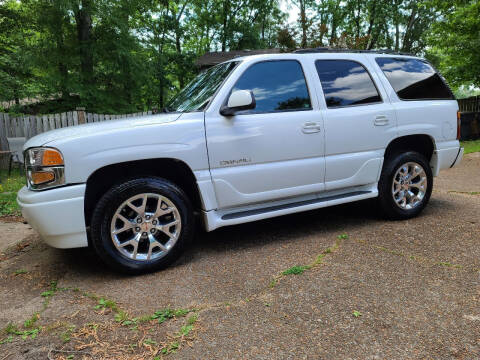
left=18, top=49, right=464, bottom=273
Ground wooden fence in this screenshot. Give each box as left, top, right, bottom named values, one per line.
left=0, top=109, right=153, bottom=152
left=458, top=96, right=480, bottom=140
left=458, top=95, right=480, bottom=113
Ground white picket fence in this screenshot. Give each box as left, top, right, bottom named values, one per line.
left=0, top=109, right=154, bottom=152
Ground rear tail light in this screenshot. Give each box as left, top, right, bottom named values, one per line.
left=457, top=111, right=461, bottom=140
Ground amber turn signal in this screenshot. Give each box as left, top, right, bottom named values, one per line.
left=31, top=171, right=55, bottom=185
left=42, top=149, right=64, bottom=166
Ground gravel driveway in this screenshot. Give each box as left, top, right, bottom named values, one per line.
left=0, top=153, right=479, bottom=359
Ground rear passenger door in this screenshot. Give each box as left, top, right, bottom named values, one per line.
left=315, top=57, right=397, bottom=191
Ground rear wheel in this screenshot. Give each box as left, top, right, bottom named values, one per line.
left=378, top=151, right=433, bottom=220
left=90, top=177, right=194, bottom=274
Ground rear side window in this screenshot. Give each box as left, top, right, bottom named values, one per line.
left=376, top=58, right=454, bottom=100
left=315, top=60, right=382, bottom=108
left=232, top=60, right=311, bottom=113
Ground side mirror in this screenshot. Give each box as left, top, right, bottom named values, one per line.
left=220, top=90, right=256, bottom=116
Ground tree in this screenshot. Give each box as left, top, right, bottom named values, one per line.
left=426, top=0, right=480, bottom=88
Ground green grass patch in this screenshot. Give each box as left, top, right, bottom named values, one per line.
left=94, top=297, right=118, bottom=311
left=352, top=310, right=362, bottom=318
left=0, top=169, right=25, bottom=216
left=23, top=313, right=39, bottom=329
left=281, top=265, right=310, bottom=275
left=461, top=140, right=480, bottom=154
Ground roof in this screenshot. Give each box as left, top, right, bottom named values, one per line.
left=196, top=48, right=418, bottom=68
left=196, top=49, right=282, bottom=68
left=293, top=47, right=415, bottom=56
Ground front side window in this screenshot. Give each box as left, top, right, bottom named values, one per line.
left=315, top=60, right=382, bottom=108
left=375, top=58, right=454, bottom=100
left=231, top=60, right=311, bottom=113
left=167, top=61, right=238, bottom=112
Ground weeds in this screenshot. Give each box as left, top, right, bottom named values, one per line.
left=150, top=308, right=191, bottom=324
left=0, top=169, right=25, bottom=217
left=3, top=323, right=40, bottom=340
left=94, top=298, right=118, bottom=311
left=282, top=265, right=310, bottom=275
left=23, top=313, right=39, bottom=329
left=14, top=269, right=28, bottom=275
left=270, top=233, right=348, bottom=287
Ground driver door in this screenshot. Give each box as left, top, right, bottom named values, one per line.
left=205, top=59, right=326, bottom=209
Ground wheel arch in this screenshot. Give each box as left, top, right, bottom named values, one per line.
left=384, top=134, right=435, bottom=163
left=84, top=158, right=203, bottom=228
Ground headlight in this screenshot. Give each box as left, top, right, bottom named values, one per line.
left=24, top=147, right=65, bottom=190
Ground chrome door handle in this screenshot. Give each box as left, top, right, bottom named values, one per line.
left=374, top=115, right=389, bottom=126
left=302, top=122, right=321, bottom=134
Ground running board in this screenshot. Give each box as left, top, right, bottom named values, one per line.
left=203, top=189, right=378, bottom=231
left=222, top=191, right=371, bottom=220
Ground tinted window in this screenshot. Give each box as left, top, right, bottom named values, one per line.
left=232, top=60, right=311, bottom=113
left=376, top=58, right=454, bottom=100
left=315, top=60, right=381, bottom=108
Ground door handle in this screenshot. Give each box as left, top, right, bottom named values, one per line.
left=302, top=122, right=321, bottom=134
left=374, top=115, right=389, bottom=126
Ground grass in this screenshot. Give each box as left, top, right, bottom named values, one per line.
left=461, top=140, right=480, bottom=154
left=281, top=265, right=310, bottom=276
left=0, top=169, right=25, bottom=217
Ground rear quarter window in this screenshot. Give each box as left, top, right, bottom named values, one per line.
left=376, top=57, right=454, bottom=100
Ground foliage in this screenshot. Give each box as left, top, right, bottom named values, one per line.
left=282, top=265, right=310, bottom=275
left=0, top=0, right=479, bottom=112
left=0, top=169, right=25, bottom=217
left=426, top=0, right=480, bottom=89
left=461, top=140, right=480, bottom=155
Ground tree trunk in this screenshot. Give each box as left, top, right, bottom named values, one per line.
left=222, top=0, right=228, bottom=51
left=402, top=6, right=417, bottom=52
left=53, top=8, right=69, bottom=99
left=395, top=22, right=400, bottom=51
left=75, top=0, right=94, bottom=88
left=299, top=0, right=308, bottom=48
left=14, top=88, right=19, bottom=105
left=366, top=0, right=377, bottom=49
left=173, top=2, right=187, bottom=89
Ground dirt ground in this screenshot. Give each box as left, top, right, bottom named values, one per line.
left=0, top=154, right=479, bottom=360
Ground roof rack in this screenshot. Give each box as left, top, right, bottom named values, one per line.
left=293, top=47, right=415, bottom=56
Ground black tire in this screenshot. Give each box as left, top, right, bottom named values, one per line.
left=90, top=177, right=194, bottom=274
left=378, top=151, right=433, bottom=220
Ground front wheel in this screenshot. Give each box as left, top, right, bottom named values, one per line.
left=378, top=151, right=433, bottom=220
left=90, top=177, right=194, bottom=274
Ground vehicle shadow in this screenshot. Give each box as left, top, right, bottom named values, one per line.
left=60, top=195, right=449, bottom=277
left=58, top=198, right=379, bottom=277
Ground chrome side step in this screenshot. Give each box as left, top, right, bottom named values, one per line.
left=202, top=187, right=379, bottom=231
left=222, top=191, right=371, bottom=220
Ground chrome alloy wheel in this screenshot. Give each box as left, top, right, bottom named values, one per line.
left=392, top=162, right=428, bottom=210
left=110, top=193, right=181, bottom=261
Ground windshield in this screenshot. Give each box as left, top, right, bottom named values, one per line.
left=167, top=61, right=239, bottom=112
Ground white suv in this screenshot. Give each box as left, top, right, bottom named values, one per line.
left=18, top=50, right=464, bottom=273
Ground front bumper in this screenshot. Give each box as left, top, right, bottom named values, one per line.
left=17, top=184, right=88, bottom=249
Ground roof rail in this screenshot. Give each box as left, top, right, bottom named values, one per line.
left=293, top=47, right=415, bottom=56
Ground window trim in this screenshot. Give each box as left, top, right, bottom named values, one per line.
left=315, top=59, right=384, bottom=109
left=374, top=57, right=455, bottom=102
left=221, top=59, right=314, bottom=116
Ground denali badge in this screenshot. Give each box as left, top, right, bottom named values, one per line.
left=219, top=158, right=252, bottom=166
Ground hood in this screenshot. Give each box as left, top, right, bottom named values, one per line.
left=24, top=112, right=182, bottom=149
